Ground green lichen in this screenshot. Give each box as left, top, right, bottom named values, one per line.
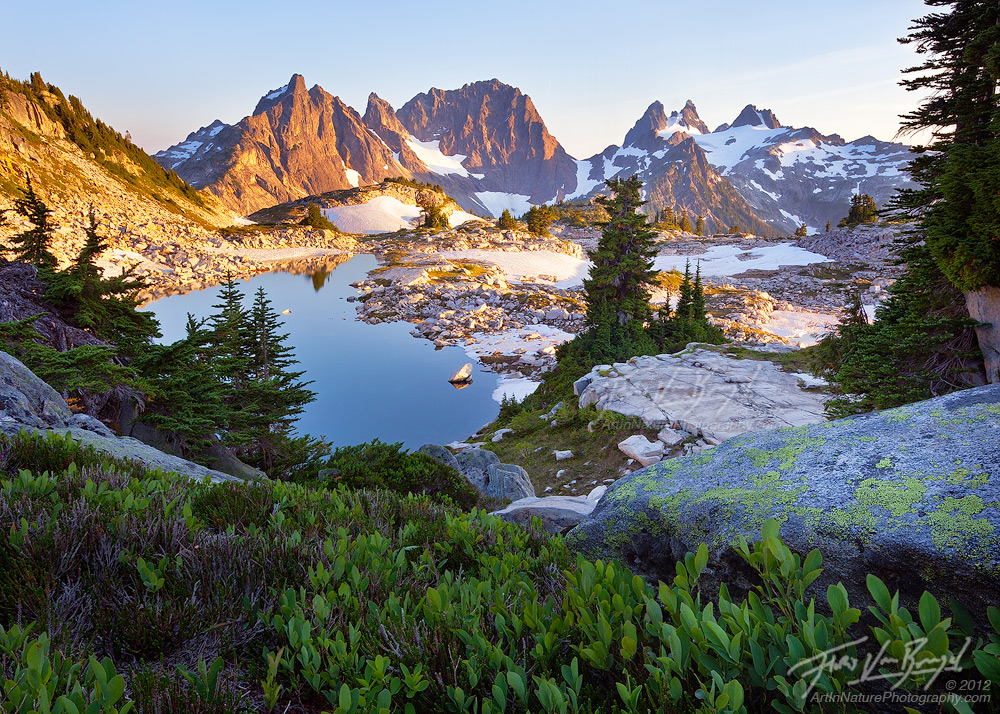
left=947, top=467, right=989, bottom=488
left=875, top=457, right=892, bottom=469
left=886, top=409, right=914, bottom=423
left=747, top=436, right=826, bottom=471
left=926, top=495, right=995, bottom=556
left=854, top=476, right=927, bottom=517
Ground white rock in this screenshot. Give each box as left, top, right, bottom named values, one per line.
left=448, top=363, right=474, bottom=383
left=554, top=450, right=574, bottom=461
left=491, top=428, right=513, bottom=442
left=657, top=427, right=686, bottom=447
left=587, top=485, right=607, bottom=501
left=618, top=435, right=665, bottom=468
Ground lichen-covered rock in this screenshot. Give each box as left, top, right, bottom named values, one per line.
left=0, top=350, right=72, bottom=429
left=568, top=384, right=1000, bottom=615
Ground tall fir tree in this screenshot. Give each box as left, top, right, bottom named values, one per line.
left=694, top=215, right=705, bottom=236
left=893, top=0, right=1000, bottom=381
left=578, top=175, right=659, bottom=362
left=679, top=211, right=692, bottom=233
left=497, top=208, right=518, bottom=230
left=3, top=177, right=58, bottom=271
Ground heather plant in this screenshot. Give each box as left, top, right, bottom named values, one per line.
left=1, top=429, right=998, bottom=713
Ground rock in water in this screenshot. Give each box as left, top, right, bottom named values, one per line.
left=449, top=363, right=474, bottom=383
left=568, top=385, right=1000, bottom=617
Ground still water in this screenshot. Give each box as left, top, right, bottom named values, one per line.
left=143, top=255, right=501, bottom=450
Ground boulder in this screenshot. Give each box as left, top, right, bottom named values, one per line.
left=554, top=450, right=574, bottom=461
left=422, top=446, right=536, bottom=502
left=418, top=443, right=462, bottom=473
left=617, top=435, right=664, bottom=467
left=0, top=351, right=72, bottom=429
left=448, top=363, right=474, bottom=383
left=493, top=495, right=596, bottom=533
left=568, top=385, right=1000, bottom=618
left=577, top=347, right=828, bottom=437
left=656, top=427, right=686, bottom=447
left=0, top=351, right=239, bottom=483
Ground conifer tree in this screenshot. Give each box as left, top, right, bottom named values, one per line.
left=695, top=215, right=705, bottom=236
left=890, top=0, right=1000, bottom=382
left=46, top=208, right=158, bottom=356
left=679, top=211, right=692, bottom=233
left=524, top=205, right=555, bottom=236
left=663, top=206, right=675, bottom=228
left=3, top=177, right=58, bottom=271
left=842, top=194, right=878, bottom=227
left=578, top=175, right=659, bottom=362
left=793, top=223, right=808, bottom=238
left=825, top=220, right=831, bottom=233
left=497, top=208, right=517, bottom=230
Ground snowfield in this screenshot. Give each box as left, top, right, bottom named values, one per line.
left=438, top=249, right=591, bottom=288
left=404, top=138, right=471, bottom=177
left=653, top=243, right=830, bottom=277
left=763, top=309, right=840, bottom=347
left=492, top=377, right=541, bottom=404
left=473, top=192, right=534, bottom=219
left=323, top=197, right=480, bottom=234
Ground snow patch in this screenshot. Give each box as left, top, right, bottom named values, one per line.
left=492, top=377, right=540, bottom=404
left=323, top=196, right=422, bottom=234
left=653, top=243, right=830, bottom=277
left=473, top=192, right=534, bottom=219
left=438, top=249, right=590, bottom=288
left=763, top=309, right=840, bottom=347
left=264, top=83, right=289, bottom=101
left=567, top=158, right=603, bottom=199
left=448, top=210, right=483, bottom=228
left=405, top=138, right=470, bottom=177
left=344, top=169, right=361, bottom=188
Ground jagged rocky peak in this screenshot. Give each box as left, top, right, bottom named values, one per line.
left=676, top=100, right=710, bottom=135
left=253, top=73, right=308, bottom=115
left=729, top=104, right=782, bottom=130
left=624, top=99, right=709, bottom=150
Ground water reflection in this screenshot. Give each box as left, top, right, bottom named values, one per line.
left=145, top=255, right=500, bottom=449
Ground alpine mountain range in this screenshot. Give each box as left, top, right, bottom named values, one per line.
left=155, top=74, right=916, bottom=234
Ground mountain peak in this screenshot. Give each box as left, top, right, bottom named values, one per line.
left=675, top=100, right=710, bottom=135
left=253, top=74, right=307, bottom=115
left=729, top=104, right=781, bottom=130
left=623, top=99, right=708, bottom=149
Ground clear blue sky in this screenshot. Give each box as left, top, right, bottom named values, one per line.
left=2, top=0, right=931, bottom=158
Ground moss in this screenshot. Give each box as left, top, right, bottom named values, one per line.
left=885, top=408, right=914, bottom=423
left=875, top=457, right=892, bottom=469
left=947, top=467, right=989, bottom=488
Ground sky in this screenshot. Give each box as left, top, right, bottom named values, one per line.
left=2, top=0, right=932, bottom=158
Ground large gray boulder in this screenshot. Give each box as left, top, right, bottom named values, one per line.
left=0, top=351, right=72, bottom=429
left=568, top=385, right=1000, bottom=615
left=0, top=351, right=239, bottom=483
left=422, top=445, right=535, bottom=501
left=577, top=348, right=828, bottom=439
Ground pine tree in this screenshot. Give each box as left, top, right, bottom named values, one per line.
left=793, top=223, right=808, bottom=238
left=497, top=208, right=518, bottom=230
left=674, top=260, right=694, bottom=323
left=577, top=175, right=659, bottom=362
left=694, top=215, right=705, bottom=236
left=691, top=263, right=706, bottom=323
left=842, top=194, right=878, bottom=227
left=825, top=220, right=831, bottom=233
left=46, top=208, right=158, bottom=356
left=524, top=205, right=555, bottom=236
left=242, top=287, right=317, bottom=473
left=301, top=203, right=337, bottom=230
left=891, top=0, right=1000, bottom=382
left=679, top=211, right=692, bottom=233
left=663, top=206, right=676, bottom=228
left=3, top=177, right=58, bottom=271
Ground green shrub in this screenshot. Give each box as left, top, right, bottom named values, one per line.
left=2, top=430, right=999, bottom=713
left=588, top=409, right=647, bottom=432
left=322, top=439, right=479, bottom=509
left=300, top=202, right=338, bottom=231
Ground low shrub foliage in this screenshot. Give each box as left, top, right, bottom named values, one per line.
left=0, top=430, right=998, bottom=713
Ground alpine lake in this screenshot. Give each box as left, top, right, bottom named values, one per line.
left=142, top=254, right=502, bottom=451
